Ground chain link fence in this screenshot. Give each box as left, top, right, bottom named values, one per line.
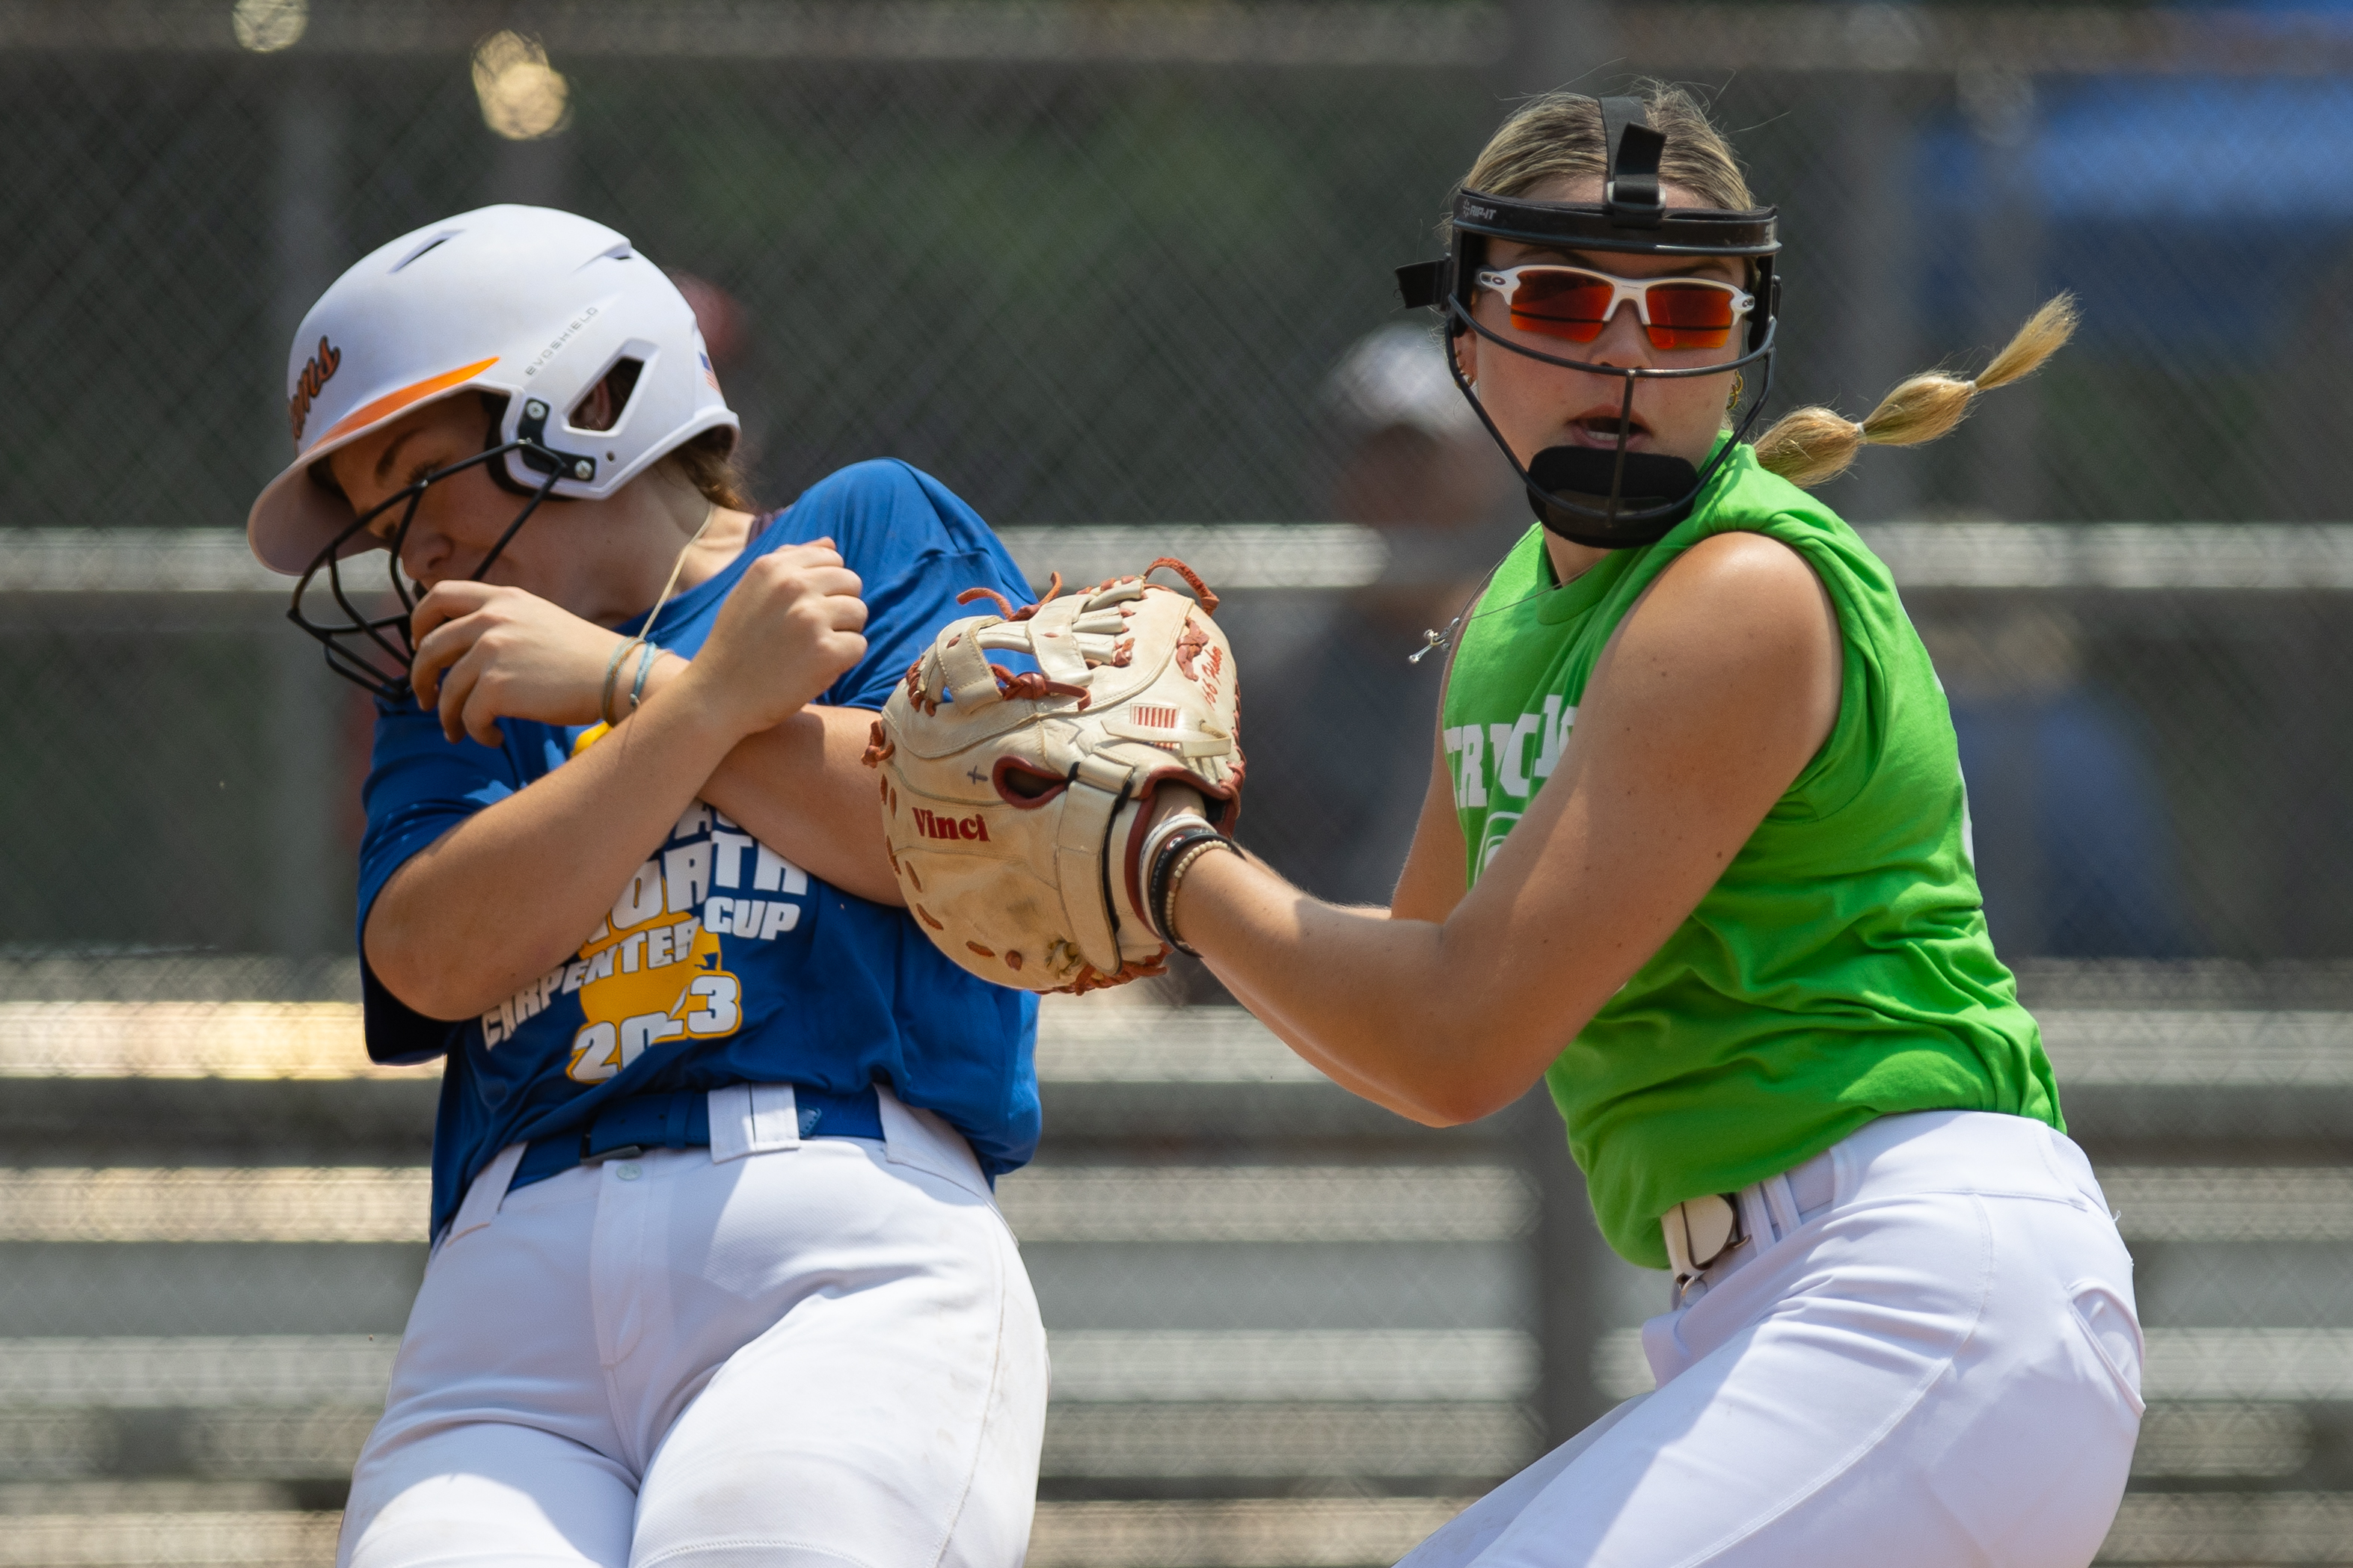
left=7, top=2, right=2353, bottom=1562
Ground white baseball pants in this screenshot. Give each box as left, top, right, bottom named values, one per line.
left=1400, top=1110, right=2143, bottom=1568
left=338, top=1086, right=1049, bottom=1568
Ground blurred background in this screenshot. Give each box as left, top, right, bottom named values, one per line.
left=7, top=0, right=2353, bottom=1562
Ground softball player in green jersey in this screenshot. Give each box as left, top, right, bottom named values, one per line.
left=1135, top=88, right=2141, bottom=1566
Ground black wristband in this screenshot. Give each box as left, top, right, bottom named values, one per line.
left=1146, top=825, right=1222, bottom=944
left=1159, top=838, right=1238, bottom=956
left=1148, top=825, right=1236, bottom=955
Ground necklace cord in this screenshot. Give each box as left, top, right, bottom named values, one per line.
left=641, top=499, right=720, bottom=647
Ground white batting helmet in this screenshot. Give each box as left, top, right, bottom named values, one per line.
left=247, top=204, right=737, bottom=575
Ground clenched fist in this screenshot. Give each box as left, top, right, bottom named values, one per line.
left=672, top=541, right=868, bottom=740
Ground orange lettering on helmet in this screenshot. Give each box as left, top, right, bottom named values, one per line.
left=287, top=336, right=342, bottom=444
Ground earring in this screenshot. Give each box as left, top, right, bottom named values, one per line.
left=1726, top=372, right=1746, bottom=412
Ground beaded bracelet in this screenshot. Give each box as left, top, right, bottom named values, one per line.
left=599, top=636, right=647, bottom=728
left=1144, top=823, right=1221, bottom=941
left=1159, top=837, right=1241, bottom=956
left=1147, top=823, right=1239, bottom=956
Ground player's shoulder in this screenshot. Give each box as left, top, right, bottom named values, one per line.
left=1671, top=525, right=1817, bottom=585
left=362, top=690, right=550, bottom=803
left=368, top=688, right=526, bottom=762
left=1630, top=529, right=1839, bottom=683
left=781, top=458, right=1003, bottom=566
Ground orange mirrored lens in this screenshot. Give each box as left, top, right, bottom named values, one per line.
left=1505, top=271, right=1614, bottom=343
left=1500, top=268, right=1740, bottom=351
left=1639, top=281, right=1737, bottom=350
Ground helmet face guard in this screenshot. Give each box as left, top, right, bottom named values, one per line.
left=251, top=205, right=746, bottom=707
left=1395, top=96, right=1782, bottom=549
left=289, top=424, right=565, bottom=706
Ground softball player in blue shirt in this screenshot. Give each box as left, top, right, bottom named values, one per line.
left=247, top=205, right=1048, bottom=1568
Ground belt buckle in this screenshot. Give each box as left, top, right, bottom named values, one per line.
left=580, top=1133, right=645, bottom=1164
left=1663, top=1192, right=1744, bottom=1299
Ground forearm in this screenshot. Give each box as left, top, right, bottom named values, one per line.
left=1174, top=852, right=1444, bottom=1119
left=625, top=656, right=897, bottom=906
left=1175, top=851, right=1519, bottom=1125
left=1215, top=957, right=1440, bottom=1122
left=699, top=706, right=901, bottom=906
left=366, top=678, right=746, bottom=1020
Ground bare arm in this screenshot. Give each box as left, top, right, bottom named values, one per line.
left=1169, top=532, right=1842, bottom=1126
left=574, top=652, right=898, bottom=902
left=1390, top=719, right=1472, bottom=924
left=369, top=547, right=868, bottom=1020
left=1203, top=728, right=1472, bottom=1116
left=696, top=704, right=900, bottom=906
left=405, top=568, right=902, bottom=909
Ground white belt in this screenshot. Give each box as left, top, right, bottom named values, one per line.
left=1661, top=1146, right=1838, bottom=1302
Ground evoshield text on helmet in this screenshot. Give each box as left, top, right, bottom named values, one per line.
left=245, top=204, right=740, bottom=701
left=1396, top=96, right=1782, bottom=549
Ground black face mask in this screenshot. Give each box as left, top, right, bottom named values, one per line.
left=1394, top=95, right=1783, bottom=551
left=1524, top=446, right=1704, bottom=548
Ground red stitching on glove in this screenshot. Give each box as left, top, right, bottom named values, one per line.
left=956, top=586, right=1018, bottom=619
left=1146, top=556, right=1219, bottom=615
left=1055, top=953, right=1170, bottom=995
left=1014, top=572, right=1064, bottom=619
left=958, top=571, right=1064, bottom=624
left=1175, top=616, right=1210, bottom=680
left=992, top=663, right=1091, bottom=709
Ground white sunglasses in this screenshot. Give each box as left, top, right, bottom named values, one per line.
left=1476, top=264, right=1755, bottom=351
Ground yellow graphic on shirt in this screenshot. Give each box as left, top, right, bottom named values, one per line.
left=552, top=737, right=732, bottom=1073
left=566, top=814, right=741, bottom=1082
left=476, top=802, right=796, bottom=1082
left=565, top=913, right=740, bottom=1084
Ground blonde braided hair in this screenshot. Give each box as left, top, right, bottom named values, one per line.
left=1751, top=295, right=2080, bottom=488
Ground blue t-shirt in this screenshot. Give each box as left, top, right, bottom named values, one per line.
left=357, top=460, right=1041, bottom=1236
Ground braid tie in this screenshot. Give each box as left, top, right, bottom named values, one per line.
left=1753, top=293, right=2079, bottom=489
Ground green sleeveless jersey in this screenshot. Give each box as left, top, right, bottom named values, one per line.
left=1443, top=440, right=2061, bottom=1269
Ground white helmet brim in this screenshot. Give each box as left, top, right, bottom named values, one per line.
left=246, top=205, right=739, bottom=578
left=247, top=358, right=503, bottom=575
